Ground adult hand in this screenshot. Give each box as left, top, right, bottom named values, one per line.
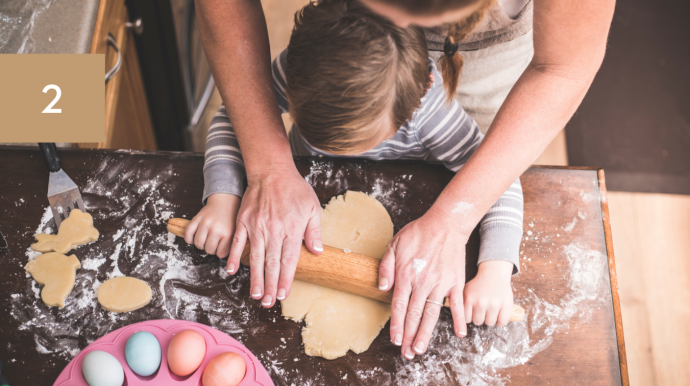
left=227, top=166, right=323, bottom=308
left=378, top=211, right=470, bottom=360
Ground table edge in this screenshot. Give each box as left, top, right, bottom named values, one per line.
left=598, top=168, right=630, bottom=386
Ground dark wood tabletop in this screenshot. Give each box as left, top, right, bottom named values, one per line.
left=0, top=147, right=628, bottom=385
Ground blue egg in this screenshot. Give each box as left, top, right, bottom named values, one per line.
left=125, top=331, right=162, bottom=377
left=82, top=350, right=124, bottom=386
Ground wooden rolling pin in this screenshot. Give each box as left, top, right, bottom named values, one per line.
left=168, top=218, right=525, bottom=322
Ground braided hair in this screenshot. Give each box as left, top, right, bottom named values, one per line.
left=437, top=0, right=495, bottom=103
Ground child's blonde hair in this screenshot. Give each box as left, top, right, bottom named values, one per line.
left=286, top=0, right=429, bottom=153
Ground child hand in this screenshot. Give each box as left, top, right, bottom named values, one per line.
left=463, top=260, right=514, bottom=327
left=184, top=193, right=241, bottom=261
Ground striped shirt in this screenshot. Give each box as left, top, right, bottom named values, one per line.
left=203, top=50, right=523, bottom=272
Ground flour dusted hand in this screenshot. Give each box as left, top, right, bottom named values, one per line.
left=227, top=168, right=323, bottom=308
left=377, top=211, right=469, bottom=361
left=184, top=193, right=240, bottom=259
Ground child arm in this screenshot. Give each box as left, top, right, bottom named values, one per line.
left=188, top=52, right=291, bottom=259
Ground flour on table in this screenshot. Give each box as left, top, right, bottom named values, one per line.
left=9, top=156, right=612, bottom=385
left=10, top=155, right=261, bottom=361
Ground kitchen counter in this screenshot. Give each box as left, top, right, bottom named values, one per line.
left=0, top=0, right=99, bottom=53
left=0, top=147, right=628, bottom=385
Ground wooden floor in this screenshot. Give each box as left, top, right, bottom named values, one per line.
left=209, top=3, right=690, bottom=383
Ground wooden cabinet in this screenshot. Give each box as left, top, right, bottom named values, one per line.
left=78, top=0, right=157, bottom=150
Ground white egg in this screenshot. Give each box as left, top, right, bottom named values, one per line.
left=82, top=350, right=124, bottom=386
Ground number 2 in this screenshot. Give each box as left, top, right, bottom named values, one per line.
left=42, top=84, right=62, bottom=113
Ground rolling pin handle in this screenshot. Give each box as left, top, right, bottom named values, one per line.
left=166, top=217, right=526, bottom=323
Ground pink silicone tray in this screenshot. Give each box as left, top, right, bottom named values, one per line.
left=54, top=319, right=274, bottom=386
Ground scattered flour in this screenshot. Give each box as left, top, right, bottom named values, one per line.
left=563, top=217, right=578, bottom=232
left=579, top=190, right=598, bottom=204
left=451, top=201, right=474, bottom=215
left=412, top=259, right=427, bottom=276
left=391, top=241, right=609, bottom=386
left=10, top=156, right=612, bottom=385
left=10, top=155, right=256, bottom=362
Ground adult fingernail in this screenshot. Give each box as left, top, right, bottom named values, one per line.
left=414, top=341, right=425, bottom=354
left=227, top=263, right=235, bottom=273
left=252, top=287, right=262, bottom=298
left=261, top=295, right=272, bottom=306
left=379, top=278, right=389, bottom=290
left=313, top=240, right=323, bottom=252
left=277, top=289, right=286, bottom=300
left=393, top=334, right=402, bottom=346
left=458, top=330, right=467, bottom=337
left=404, top=347, right=415, bottom=360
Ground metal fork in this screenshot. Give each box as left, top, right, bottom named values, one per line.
left=38, top=143, right=86, bottom=229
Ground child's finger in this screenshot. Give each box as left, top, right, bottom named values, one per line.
left=227, top=225, right=248, bottom=275
left=303, top=208, right=323, bottom=255
left=216, top=236, right=231, bottom=259
left=471, top=302, right=487, bottom=326
left=276, top=235, right=302, bottom=301
left=204, top=231, right=221, bottom=256
left=261, top=237, right=283, bottom=308
left=484, top=303, right=500, bottom=326
left=378, top=241, right=397, bottom=291
left=193, top=222, right=209, bottom=251
left=496, top=302, right=512, bottom=327
left=184, top=216, right=201, bottom=245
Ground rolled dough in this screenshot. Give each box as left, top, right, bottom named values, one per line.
left=98, top=276, right=152, bottom=313
left=25, top=252, right=81, bottom=308
left=281, top=191, right=393, bottom=359
left=31, top=209, right=99, bottom=254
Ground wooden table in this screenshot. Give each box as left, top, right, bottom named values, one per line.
left=0, top=147, right=628, bottom=385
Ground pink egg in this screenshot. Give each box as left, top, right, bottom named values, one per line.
left=202, top=352, right=247, bottom=386
left=167, top=329, right=206, bottom=376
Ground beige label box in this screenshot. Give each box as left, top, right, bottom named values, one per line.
left=0, top=54, right=104, bottom=142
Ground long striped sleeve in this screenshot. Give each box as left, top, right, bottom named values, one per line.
left=202, top=52, right=290, bottom=204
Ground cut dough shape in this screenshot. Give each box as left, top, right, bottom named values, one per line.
left=31, top=209, right=99, bottom=254
left=281, top=191, right=394, bottom=359
left=25, top=252, right=81, bottom=308
left=98, top=276, right=152, bottom=313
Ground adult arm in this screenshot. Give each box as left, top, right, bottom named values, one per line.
left=196, top=0, right=323, bottom=308
left=377, top=0, right=615, bottom=360
left=428, top=0, right=616, bottom=236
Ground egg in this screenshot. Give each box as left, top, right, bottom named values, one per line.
left=81, top=350, right=124, bottom=386
left=167, top=329, right=206, bottom=376
left=125, top=331, right=161, bottom=376
left=202, top=352, right=247, bottom=386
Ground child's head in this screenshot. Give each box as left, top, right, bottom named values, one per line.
left=286, top=0, right=429, bottom=155
left=361, top=0, right=495, bottom=100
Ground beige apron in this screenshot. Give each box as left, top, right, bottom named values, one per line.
left=427, top=0, right=534, bottom=133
